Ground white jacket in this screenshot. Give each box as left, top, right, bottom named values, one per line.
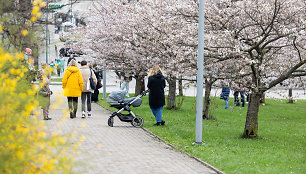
left=79, top=65, right=97, bottom=92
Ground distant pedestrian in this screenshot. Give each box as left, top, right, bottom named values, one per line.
left=234, top=91, right=245, bottom=107
left=147, top=65, right=166, bottom=126
left=67, top=54, right=76, bottom=66
left=56, top=59, right=61, bottom=76
left=59, top=53, right=65, bottom=75
left=37, top=72, right=52, bottom=120
left=62, top=60, right=83, bottom=119
left=79, top=60, right=97, bottom=118
left=221, top=87, right=230, bottom=109
left=91, top=64, right=103, bottom=102
left=120, top=72, right=132, bottom=97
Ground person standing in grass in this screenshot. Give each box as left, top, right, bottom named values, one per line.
left=120, top=71, right=132, bottom=97
left=221, top=87, right=230, bottom=109
left=147, top=65, right=166, bottom=126
left=62, top=60, right=83, bottom=119
left=79, top=60, right=97, bottom=118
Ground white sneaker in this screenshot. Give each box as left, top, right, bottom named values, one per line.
left=88, top=111, right=91, bottom=117
left=82, top=111, right=86, bottom=118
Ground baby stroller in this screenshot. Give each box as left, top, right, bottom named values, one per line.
left=106, top=90, right=149, bottom=127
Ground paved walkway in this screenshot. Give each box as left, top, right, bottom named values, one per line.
left=45, top=85, right=218, bottom=174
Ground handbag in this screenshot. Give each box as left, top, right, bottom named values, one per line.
left=89, top=69, right=96, bottom=90
left=97, top=79, right=102, bottom=89
left=87, top=78, right=94, bottom=93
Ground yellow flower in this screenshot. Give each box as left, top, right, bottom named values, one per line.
left=79, top=136, right=85, bottom=142
left=30, top=17, right=37, bottom=22
left=36, top=12, right=42, bottom=18
left=21, top=30, right=28, bottom=36
left=81, top=122, right=86, bottom=128
left=0, top=24, right=2, bottom=32
left=31, top=6, right=40, bottom=15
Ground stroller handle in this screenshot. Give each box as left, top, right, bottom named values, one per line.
left=140, top=89, right=150, bottom=97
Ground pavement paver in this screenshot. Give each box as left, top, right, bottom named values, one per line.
left=45, top=85, right=217, bottom=174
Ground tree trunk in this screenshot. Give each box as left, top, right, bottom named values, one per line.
left=178, top=79, right=183, bottom=96
left=260, top=92, right=265, bottom=105
left=243, top=93, right=262, bottom=138
left=167, top=79, right=176, bottom=109
left=135, top=75, right=145, bottom=96
left=203, top=80, right=212, bottom=119
left=288, top=88, right=294, bottom=103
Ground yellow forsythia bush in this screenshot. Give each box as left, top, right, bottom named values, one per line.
left=0, top=47, right=74, bottom=173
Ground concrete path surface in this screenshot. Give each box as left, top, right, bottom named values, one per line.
left=44, top=85, right=219, bottom=174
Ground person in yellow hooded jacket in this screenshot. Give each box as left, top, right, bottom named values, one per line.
left=62, top=59, right=84, bottom=118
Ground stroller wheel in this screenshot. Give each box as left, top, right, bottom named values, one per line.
left=131, top=115, right=143, bottom=128
left=108, top=117, right=114, bottom=127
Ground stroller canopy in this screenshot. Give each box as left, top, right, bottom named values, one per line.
left=107, top=90, right=126, bottom=103
left=107, top=90, right=142, bottom=107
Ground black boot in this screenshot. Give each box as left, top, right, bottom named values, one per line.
left=153, top=122, right=161, bottom=126
left=70, top=112, right=74, bottom=119
left=161, top=120, right=165, bottom=125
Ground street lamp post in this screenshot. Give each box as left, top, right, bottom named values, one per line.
left=70, top=0, right=73, bottom=23
left=103, top=70, right=107, bottom=99
left=45, top=0, right=49, bottom=64
left=194, top=0, right=205, bottom=145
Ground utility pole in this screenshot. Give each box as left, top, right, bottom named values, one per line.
left=70, top=0, right=73, bottom=23
left=103, top=70, right=107, bottom=99
left=194, top=0, right=205, bottom=145
left=45, top=0, right=49, bottom=64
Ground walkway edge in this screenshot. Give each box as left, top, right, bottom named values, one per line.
left=97, top=102, right=226, bottom=174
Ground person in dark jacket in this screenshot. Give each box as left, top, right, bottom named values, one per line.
left=67, top=54, right=76, bottom=66
left=221, top=87, right=230, bottom=109
left=91, top=64, right=103, bottom=102
left=147, top=65, right=166, bottom=126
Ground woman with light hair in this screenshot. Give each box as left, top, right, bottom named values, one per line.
left=147, top=65, right=166, bottom=126
left=62, top=59, right=84, bottom=118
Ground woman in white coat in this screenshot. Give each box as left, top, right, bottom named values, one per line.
left=79, top=60, right=97, bottom=118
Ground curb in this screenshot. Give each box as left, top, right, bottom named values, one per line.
left=96, top=102, right=225, bottom=174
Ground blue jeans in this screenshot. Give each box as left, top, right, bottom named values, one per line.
left=81, top=92, right=92, bottom=112
left=224, top=99, right=229, bottom=109
left=150, top=106, right=163, bottom=122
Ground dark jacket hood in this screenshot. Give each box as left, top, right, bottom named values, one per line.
left=153, top=71, right=163, bottom=79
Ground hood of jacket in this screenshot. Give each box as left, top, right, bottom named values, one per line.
left=67, top=66, right=80, bottom=73
left=153, top=71, right=164, bottom=79
left=79, top=65, right=89, bottom=70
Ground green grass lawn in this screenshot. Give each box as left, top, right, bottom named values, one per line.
left=99, top=94, right=306, bottom=174
left=51, top=78, right=62, bottom=82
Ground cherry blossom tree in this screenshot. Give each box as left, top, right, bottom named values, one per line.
left=175, top=0, right=305, bottom=136
left=71, top=0, right=198, bottom=108
left=203, top=0, right=305, bottom=137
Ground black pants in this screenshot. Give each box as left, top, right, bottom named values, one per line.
left=67, top=97, right=78, bottom=114
left=91, top=89, right=99, bottom=102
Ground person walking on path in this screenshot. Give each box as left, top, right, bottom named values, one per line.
left=147, top=65, right=166, bottom=126
left=37, top=73, right=52, bottom=120
left=67, top=54, right=76, bottom=67
left=79, top=60, right=97, bottom=118
left=221, top=87, right=230, bottom=109
left=59, top=53, right=65, bottom=75
left=62, top=60, right=83, bottom=119
left=120, top=72, right=132, bottom=97
left=91, top=64, right=103, bottom=102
